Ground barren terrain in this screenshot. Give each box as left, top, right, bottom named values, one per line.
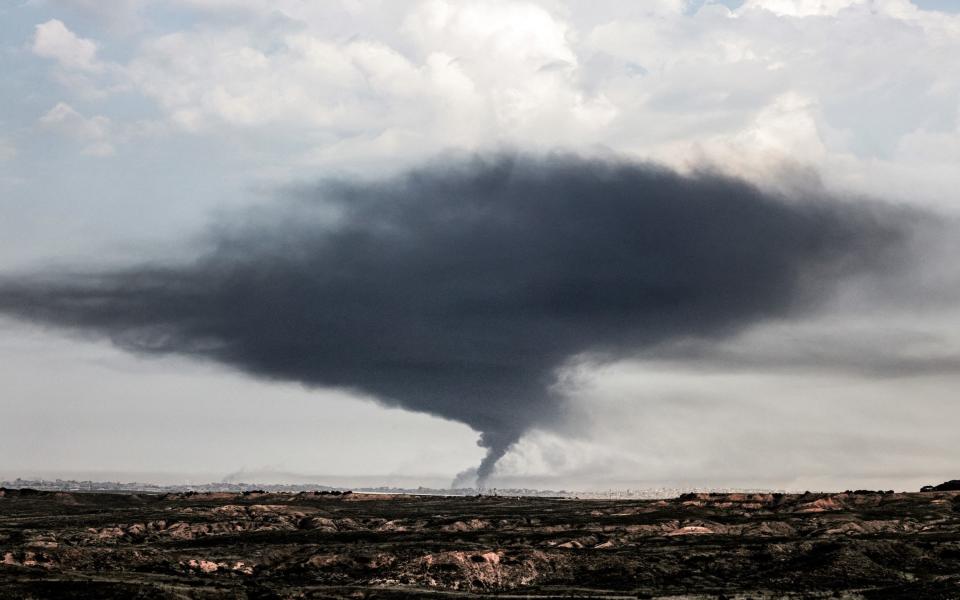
left=2, top=487, right=960, bottom=598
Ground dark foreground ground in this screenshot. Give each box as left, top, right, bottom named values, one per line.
left=2, top=488, right=960, bottom=599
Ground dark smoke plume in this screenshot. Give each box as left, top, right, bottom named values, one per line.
left=0, top=154, right=912, bottom=486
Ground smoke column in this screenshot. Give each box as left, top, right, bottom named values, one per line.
left=0, top=154, right=912, bottom=486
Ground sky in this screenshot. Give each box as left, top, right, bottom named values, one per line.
left=1, top=0, right=960, bottom=492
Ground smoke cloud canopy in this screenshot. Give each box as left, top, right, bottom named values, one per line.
left=0, top=155, right=911, bottom=485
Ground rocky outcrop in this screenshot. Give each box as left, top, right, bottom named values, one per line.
left=922, top=480, right=960, bottom=492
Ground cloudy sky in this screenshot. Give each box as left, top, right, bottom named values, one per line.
left=2, top=0, right=960, bottom=492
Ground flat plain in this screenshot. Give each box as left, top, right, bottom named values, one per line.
left=2, top=487, right=960, bottom=599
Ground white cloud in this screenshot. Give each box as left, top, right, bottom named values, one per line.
left=39, top=102, right=115, bottom=156
left=742, top=0, right=867, bottom=17
left=649, top=92, right=831, bottom=186
left=125, top=30, right=417, bottom=131
left=115, top=1, right=615, bottom=170
left=403, top=0, right=576, bottom=72
left=32, top=19, right=102, bottom=72
left=24, top=0, right=960, bottom=196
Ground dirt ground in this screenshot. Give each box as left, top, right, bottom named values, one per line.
left=2, top=487, right=959, bottom=599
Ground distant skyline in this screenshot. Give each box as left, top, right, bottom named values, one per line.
left=2, top=0, right=960, bottom=492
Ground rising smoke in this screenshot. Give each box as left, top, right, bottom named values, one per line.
left=0, top=154, right=916, bottom=486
